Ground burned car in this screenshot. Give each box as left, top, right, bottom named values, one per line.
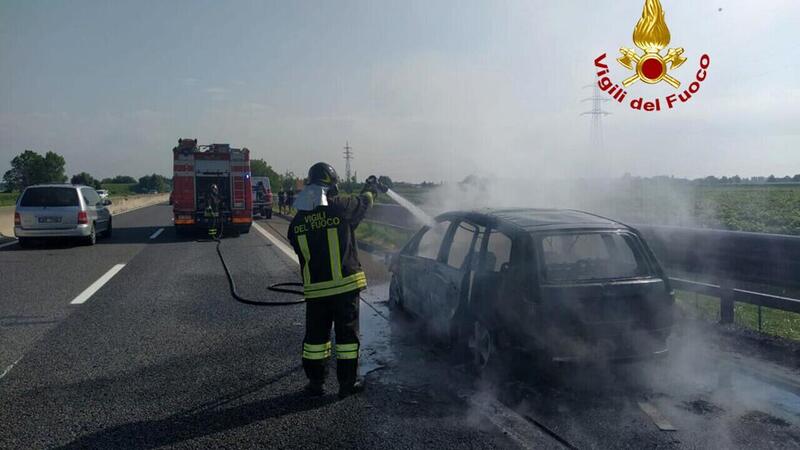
left=388, top=208, right=675, bottom=371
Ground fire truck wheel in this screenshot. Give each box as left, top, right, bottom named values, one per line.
left=238, top=225, right=251, bottom=234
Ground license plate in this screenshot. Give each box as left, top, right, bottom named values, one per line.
left=38, top=216, right=61, bottom=223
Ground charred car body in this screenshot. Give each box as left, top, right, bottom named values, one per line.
left=389, top=209, right=675, bottom=369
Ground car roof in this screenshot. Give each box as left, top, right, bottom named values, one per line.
left=440, top=208, right=634, bottom=233
left=24, top=184, right=86, bottom=189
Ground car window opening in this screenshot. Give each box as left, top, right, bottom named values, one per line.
left=20, top=187, right=80, bottom=207
left=540, top=232, right=648, bottom=283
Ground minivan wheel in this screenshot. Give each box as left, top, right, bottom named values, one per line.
left=84, top=224, right=97, bottom=246
left=467, top=320, right=497, bottom=375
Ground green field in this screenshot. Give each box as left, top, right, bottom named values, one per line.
left=102, top=183, right=137, bottom=196
left=695, top=184, right=800, bottom=235
left=375, top=184, right=432, bottom=206
left=0, top=192, right=20, bottom=207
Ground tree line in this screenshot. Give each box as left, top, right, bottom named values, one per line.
left=2, top=149, right=170, bottom=194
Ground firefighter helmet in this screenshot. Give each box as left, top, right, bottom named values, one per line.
left=307, top=162, right=339, bottom=188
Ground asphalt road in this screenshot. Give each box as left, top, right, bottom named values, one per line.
left=1, top=204, right=798, bottom=449
left=0, top=205, right=541, bottom=449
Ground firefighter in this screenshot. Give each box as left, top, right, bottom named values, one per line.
left=278, top=188, right=287, bottom=214
left=206, top=184, right=222, bottom=212
left=204, top=184, right=223, bottom=236
left=287, top=162, right=378, bottom=398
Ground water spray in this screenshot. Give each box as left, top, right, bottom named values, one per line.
left=386, top=188, right=435, bottom=227
left=365, top=175, right=435, bottom=227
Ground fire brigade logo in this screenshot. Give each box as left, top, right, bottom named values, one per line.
left=593, top=0, right=710, bottom=112
left=617, top=0, right=686, bottom=88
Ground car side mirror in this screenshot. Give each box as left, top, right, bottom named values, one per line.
left=102, top=199, right=112, bottom=206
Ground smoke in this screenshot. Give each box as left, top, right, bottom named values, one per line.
left=420, top=174, right=706, bottom=228
left=403, top=175, right=799, bottom=446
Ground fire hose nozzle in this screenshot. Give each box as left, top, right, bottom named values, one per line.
left=365, top=175, right=390, bottom=193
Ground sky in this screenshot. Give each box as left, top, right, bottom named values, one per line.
left=1, top=0, right=798, bottom=183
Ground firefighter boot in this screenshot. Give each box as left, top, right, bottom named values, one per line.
left=338, top=377, right=365, bottom=399
left=304, top=380, right=325, bottom=397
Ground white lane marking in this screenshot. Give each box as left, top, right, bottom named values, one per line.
left=638, top=401, right=677, bottom=431
left=149, top=228, right=164, bottom=240
left=467, top=395, right=539, bottom=450
left=0, top=357, right=22, bottom=382
left=0, top=239, right=18, bottom=249
left=70, top=264, right=126, bottom=305
left=252, top=222, right=298, bottom=265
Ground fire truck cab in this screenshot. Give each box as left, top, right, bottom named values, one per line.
left=172, top=138, right=253, bottom=235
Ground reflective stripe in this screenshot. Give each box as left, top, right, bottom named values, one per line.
left=327, top=228, right=342, bottom=281
left=303, top=272, right=367, bottom=299
left=297, top=221, right=368, bottom=299
left=302, top=350, right=330, bottom=359
left=303, top=341, right=332, bottom=360
left=297, top=234, right=312, bottom=285
left=304, top=342, right=331, bottom=352
left=336, top=342, right=359, bottom=360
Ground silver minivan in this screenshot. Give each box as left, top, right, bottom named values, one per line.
left=14, top=184, right=113, bottom=247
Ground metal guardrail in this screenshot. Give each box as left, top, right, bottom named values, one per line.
left=670, top=278, right=800, bottom=326
left=365, top=204, right=800, bottom=325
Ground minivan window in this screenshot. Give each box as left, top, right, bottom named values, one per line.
left=415, top=221, right=450, bottom=260
left=446, top=221, right=480, bottom=269
left=20, top=187, right=79, bottom=207
left=81, top=188, right=101, bottom=206
left=483, top=230, right=512, bottom=272
left=540, top=232, right=647, bottom=283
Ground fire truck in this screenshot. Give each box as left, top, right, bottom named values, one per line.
left=172, top=138, right=253, bottom=235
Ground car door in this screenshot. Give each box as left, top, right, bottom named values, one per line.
left=396, top=220, right=451, bottom=318
left=81, top=188, right=108, bottom=230
left=470, top=227, right=514, bottom=324
left=426, top=219, right=483, bottom=339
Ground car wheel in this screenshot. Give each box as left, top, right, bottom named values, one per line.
left=84, top=223, right=97, bottom=246
left=467, top=320, right=497, bottom=375
left=17, top=237, right=31, bottom=248
left=388, top=275, right=403, bottom=311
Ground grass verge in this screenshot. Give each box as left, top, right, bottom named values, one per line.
left=675, top=290, right=800, bottom=341
left=355, top=221, right=414, bottom=252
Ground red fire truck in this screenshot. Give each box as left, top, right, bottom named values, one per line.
left=172, top=138, right=253, bottom=235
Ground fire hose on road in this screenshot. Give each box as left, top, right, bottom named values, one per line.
left=201, top=210, right=306, bottom=306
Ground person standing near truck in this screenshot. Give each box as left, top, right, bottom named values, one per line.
left=286, top=189, right=295, bottom=213
left=288, top=162, right=379, bottom=398
left=278, top=189, right=287, bottom=214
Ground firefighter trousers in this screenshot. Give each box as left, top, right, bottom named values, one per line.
left=302, top=290, right=360, bottom=387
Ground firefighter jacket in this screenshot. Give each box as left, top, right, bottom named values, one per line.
left=288, top=192, right=373, bottom=299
